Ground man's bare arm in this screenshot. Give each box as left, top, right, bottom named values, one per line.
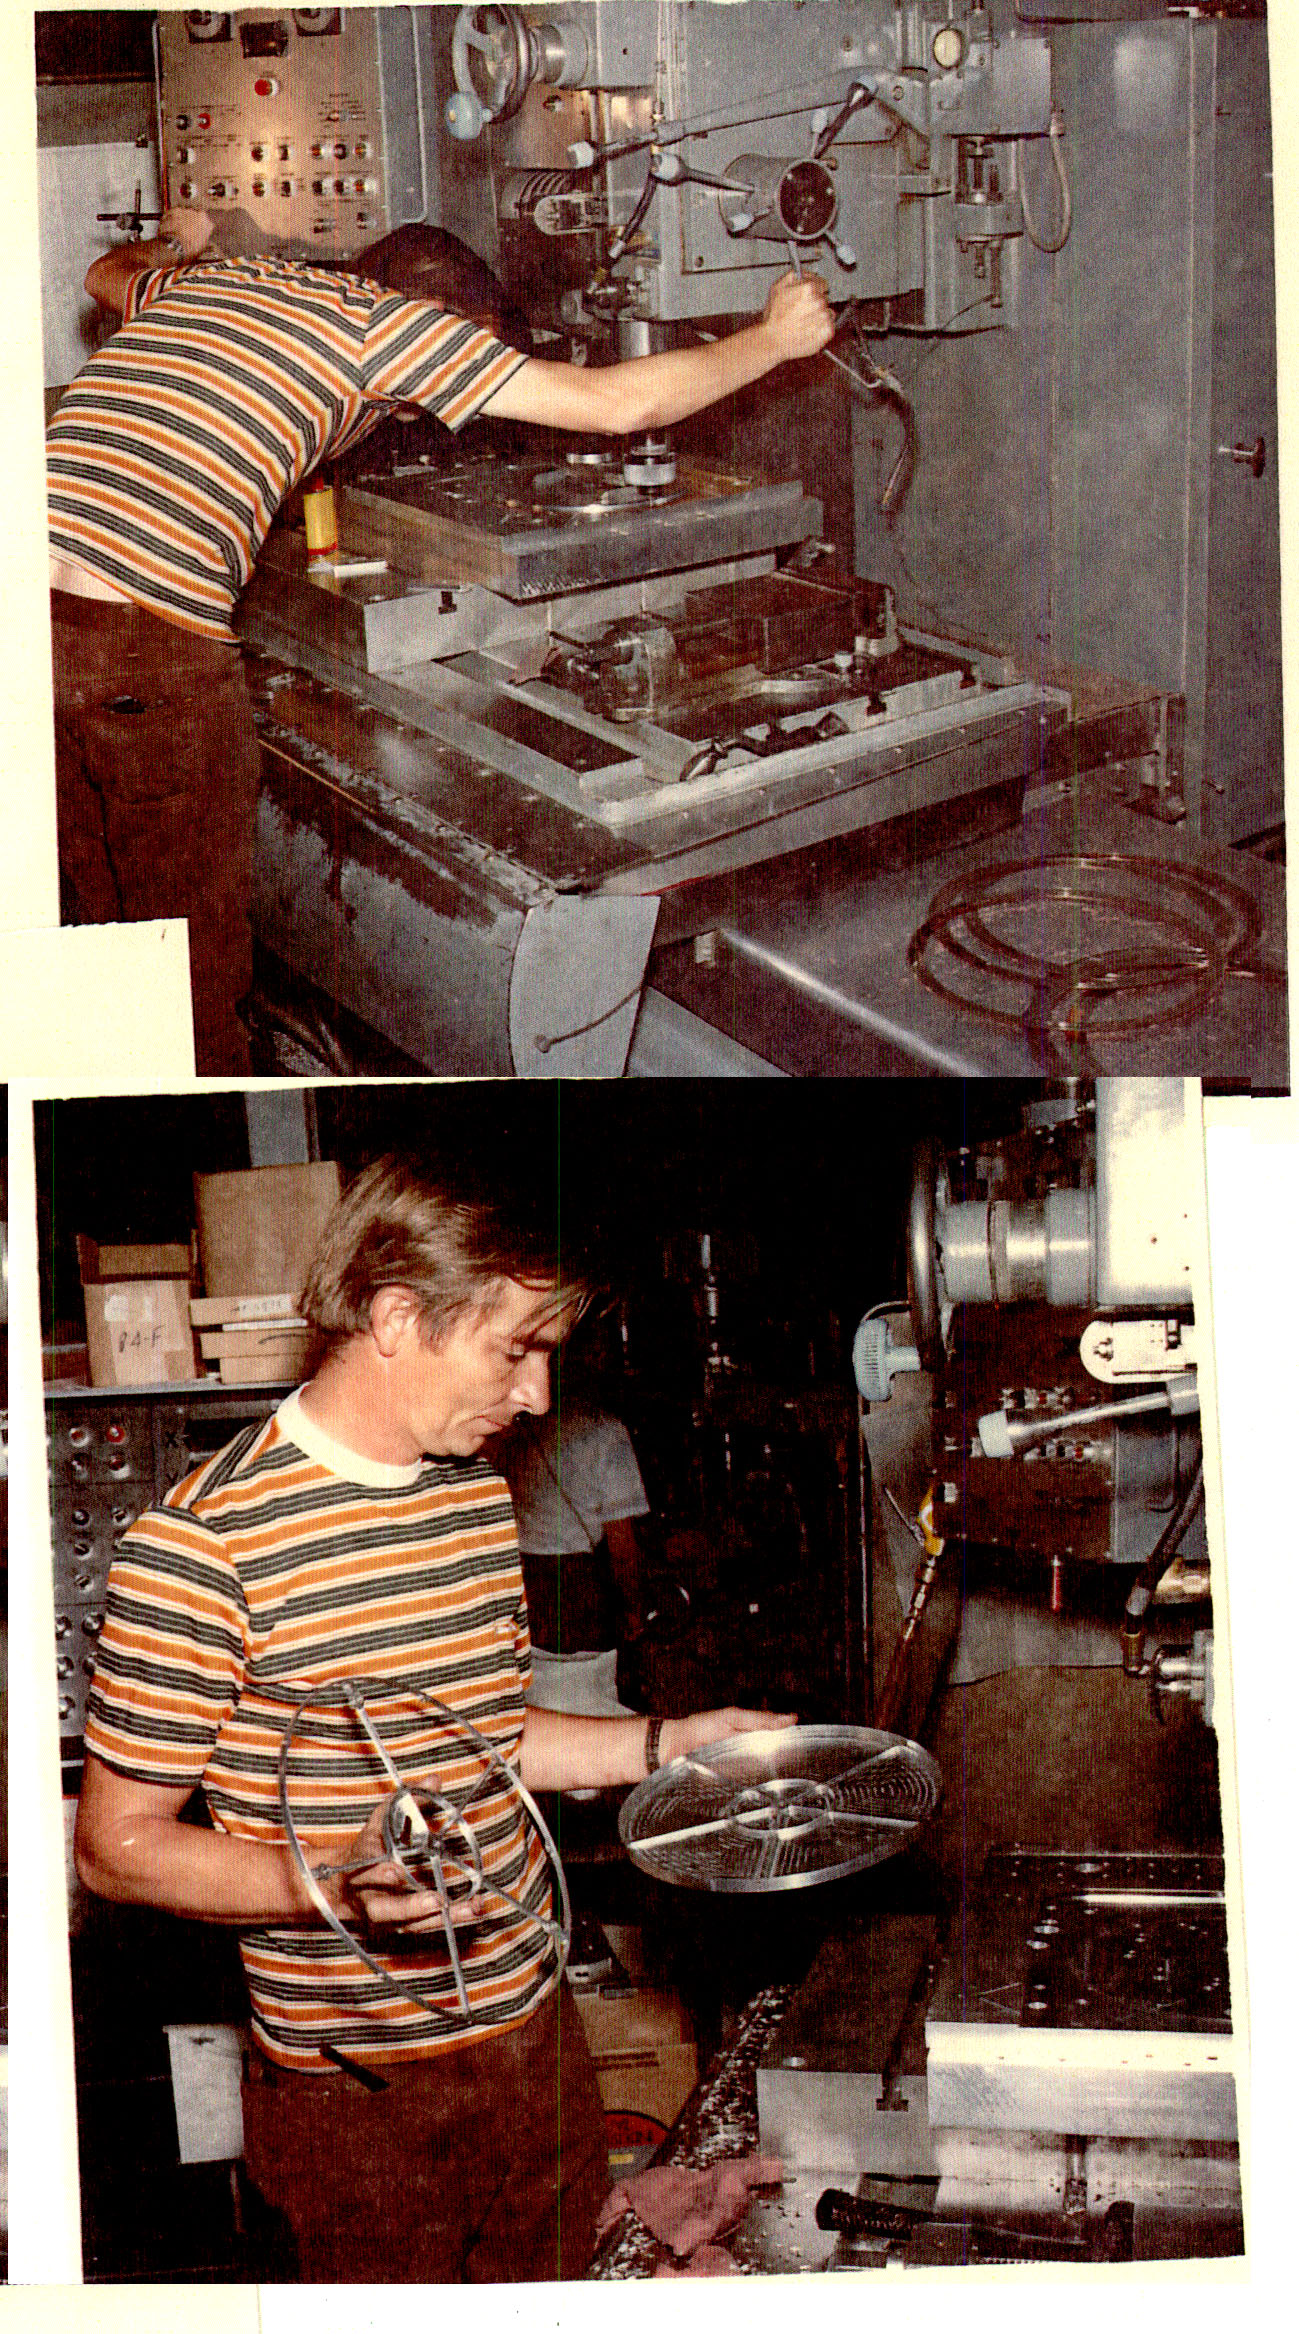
left=74, top=1753, right=447, bottom=1931
left=84, top=206, right=215, bottom=314
left=519, top=1703, right=795, bottom=1792
left=480, top=272, right=833, bottom=436
left=76, top=1712, right=797, bottom=1929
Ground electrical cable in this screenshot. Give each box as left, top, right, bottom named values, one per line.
left=532, top=979, right=646, bottom=1055
left=836, top=311, right=916, bottom=523
left=1018, top=110, right=1072, bottom=254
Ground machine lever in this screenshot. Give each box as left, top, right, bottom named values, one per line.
left=1216, top=436, right=1266, bottom=478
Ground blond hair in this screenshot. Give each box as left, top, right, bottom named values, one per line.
left=301, top=1155, right=590, bottom=1349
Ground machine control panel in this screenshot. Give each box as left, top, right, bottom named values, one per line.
left=49, top=1384, right=284, bottom=1760
left=158, top=9, right=429, bottom=258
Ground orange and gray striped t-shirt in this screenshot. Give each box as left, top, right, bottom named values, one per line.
left=84, top=1389, right=555, bottom=2071
left=46, top=255, right=528, bottom=640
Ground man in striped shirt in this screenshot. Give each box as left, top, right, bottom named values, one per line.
left=47, top=207, right=834, bottom=1071
left=74, top=1155, right=792, bottom=2281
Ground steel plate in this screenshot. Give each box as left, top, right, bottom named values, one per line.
left=618, top=1725, right=942, bottom=1894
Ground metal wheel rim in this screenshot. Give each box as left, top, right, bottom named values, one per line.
left=277, top=1682, right=571, bottom=2025
left=907, top=1141, right=947, bottom=1371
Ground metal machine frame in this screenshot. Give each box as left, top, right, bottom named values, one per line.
left=142, top=9, right=1284, bottom=1076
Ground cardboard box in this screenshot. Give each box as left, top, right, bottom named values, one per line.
left=78, top=1237, right=193, bottom=1283
left=198, top=1325, right=314, bottom=1385
left=81, top=1280, right=200, bottom=1389
left=193, top=1163, right=342, bottom=1301
left=569, top=1986, right=698, bottom=2131
left=78, top=1234, right=200, bottom=1389
left=197, top=1327, right=311, bottom=1361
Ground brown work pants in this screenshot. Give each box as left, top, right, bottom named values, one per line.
left=241, top=1989, right=609, bottom=2283
left=51, top=591, right=258, bottom=1073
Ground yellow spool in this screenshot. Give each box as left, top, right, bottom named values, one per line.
left=303, top=481, right=338, bottom=564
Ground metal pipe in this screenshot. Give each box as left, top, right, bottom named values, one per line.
left=857, top=1397, right=875, bottom=1725
left=977, top=1386, right=1178, bottom=1459
left=877, top=1495, right=945, bottom=1733
left=1121, top=1454, right=1206, bottom=1673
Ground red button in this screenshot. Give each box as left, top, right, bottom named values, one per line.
left=254, top=77, right=280, bottom=98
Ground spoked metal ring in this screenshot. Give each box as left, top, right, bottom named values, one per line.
left=619, top=1724, right=942, bottom=1894
left=277, top=1680, right=571, bottom=2023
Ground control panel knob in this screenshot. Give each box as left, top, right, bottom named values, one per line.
left=445, top=89, right=488, bottom=142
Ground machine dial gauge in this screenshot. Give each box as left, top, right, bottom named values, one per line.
left=931, top=23, right=966, bottom=72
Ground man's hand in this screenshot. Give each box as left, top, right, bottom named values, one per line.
left=328, top=1800, right=484, bottom=1935
left=655, top=1707, right=798, bottom=1768
left=758, top=271, right=835, bottom=363
left=160, top=205, right=214, bottom=258
left=84, top=208, right=215, bottom=313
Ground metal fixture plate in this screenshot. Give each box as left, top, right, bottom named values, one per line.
left=338, top=458, right=820, bottom=600
left=925, top=1850, right=1236, bottom=2142
left=618, top=1724, right=941, bottom=1893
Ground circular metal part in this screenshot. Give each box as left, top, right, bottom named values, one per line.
left=777, top=158, right=838, bottom=242
left=451, top=5, right=535, bottom=126
left=622, top=437, right=677, bottom=490
left=938, top=1186, right=1095, bottom=1310
left=618, top=1725, right=941, bottom=1894
left=381, top=1784, right=485, bottom=1901
left=908, top=854, right=1263, bottom=1072
left=720, top=153, right=837, bottom=244
left=906, top=1141, right=948, bottom=1372
left=931, top=22, right=967, bottom=72
left=277, top=1681, right=571, bottom=2023
left=530, top=458, right=673, bottom=516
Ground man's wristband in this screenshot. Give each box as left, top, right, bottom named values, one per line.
left=644, top=1715, right=665, bottom=1775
